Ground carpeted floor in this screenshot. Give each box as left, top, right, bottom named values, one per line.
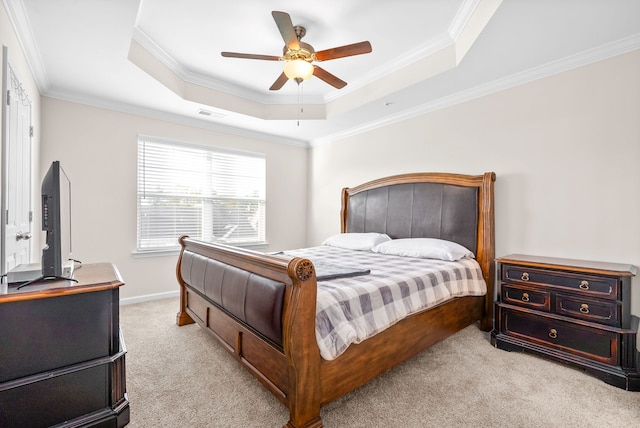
left=120, top=297, right=640, bottom=427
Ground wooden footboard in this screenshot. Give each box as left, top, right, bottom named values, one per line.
left=176, top=236, right=323, bottom=427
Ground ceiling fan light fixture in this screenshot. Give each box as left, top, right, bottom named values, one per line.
left=283, top=59, right=314, bottom=81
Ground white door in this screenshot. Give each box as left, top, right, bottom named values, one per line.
left=2, top=48, right=33, bottom=274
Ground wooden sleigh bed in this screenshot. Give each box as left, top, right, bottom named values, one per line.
left=176, top=171, right=496, bottom=427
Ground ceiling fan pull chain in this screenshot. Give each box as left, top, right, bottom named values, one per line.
left=300, top=83, right=304, bottom=115
left=297, top=82, right=303, bottom=126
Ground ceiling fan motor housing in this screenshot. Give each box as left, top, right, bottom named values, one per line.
left=283, top=41, right=316, bottom=62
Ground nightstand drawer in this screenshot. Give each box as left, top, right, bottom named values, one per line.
left=502, top=265, right=617, bottom=299
left=501, top=284, right=550, bottom=311
left=501, top=308, right=618, bottom=365
left=555, top=294, right=619, bottom=327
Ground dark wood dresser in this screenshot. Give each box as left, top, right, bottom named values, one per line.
left=0, top=263, right=129, bottom=427
left=491, top=254, right=639, bottom=390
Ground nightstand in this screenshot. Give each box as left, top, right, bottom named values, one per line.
left=491, top=254, right=639, bottom=391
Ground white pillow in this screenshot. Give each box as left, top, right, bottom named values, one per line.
left=371, top=238, right=474, bottom=261
left=322, top=233, right=391, bottom=251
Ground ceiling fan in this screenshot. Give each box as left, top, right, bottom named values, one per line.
left=221, top=11, right=372, bottom=90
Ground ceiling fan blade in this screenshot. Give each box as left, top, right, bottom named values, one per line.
left=313, top=66, right=347, bottom=89
left=315, top=41, right=372, bottom=61
left=221, top=52, right=281, bottom=61
left=269, top=72, right=289, bottom=91
left=272, top=11, right=300, bottom=50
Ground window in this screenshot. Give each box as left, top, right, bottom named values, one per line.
left=137, top=137, right=266, bottom=252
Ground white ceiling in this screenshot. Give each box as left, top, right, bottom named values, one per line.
left=5, top=0, right=640, bottom=146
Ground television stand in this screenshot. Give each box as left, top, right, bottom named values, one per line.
left=0, top=263, right=129, bottom=427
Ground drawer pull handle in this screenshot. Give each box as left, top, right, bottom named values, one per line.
left=521, top=272, right=529, bottom=281
left=521, top=293, right=530, bottom=302
left=549, top=328, right=558, bottom=339
left=579, top=280, right=589, bottom=290
left=580, top=304, right=590, bottom=314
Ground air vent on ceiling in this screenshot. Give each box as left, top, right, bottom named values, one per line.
left=197, top=108, right=226, bottom=118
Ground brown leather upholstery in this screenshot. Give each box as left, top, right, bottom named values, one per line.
left=346, top=182, right=479, bottom=254
left=180, top=250, right=285, bottom=346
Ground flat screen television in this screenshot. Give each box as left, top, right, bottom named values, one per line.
left=40, top=160, right=74, bottom=279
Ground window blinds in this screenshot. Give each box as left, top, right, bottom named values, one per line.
left=137, top=138, right=266, bottom=251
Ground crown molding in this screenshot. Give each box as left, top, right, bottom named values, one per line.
left=130, top=24, right=454, bottom=108
left=130, top=3, right=479, bottom=109
left=118, top=0, right=498, bottom=123
left=42, top=88, right=309, bottom=148
left=7, top=0, right=638, bottom=150
left=311, top=38, right=640, bottom=147
left=42, top=35, right=639, bottom=150
left=131, top=27, right=324, bottom=106
left=4, top=0, right=490, bottom=109
left=449, top=0, right=483, bottom=40
left=324, top=33, right=454, bottom=105
left=3, top=0, right=49, bottom=92
left=131, top=28, right=264, bottom=102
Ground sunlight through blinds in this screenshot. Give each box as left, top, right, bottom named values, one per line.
left=137, top=137, right=266, bottom=251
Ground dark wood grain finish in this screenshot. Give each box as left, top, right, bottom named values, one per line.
left=500, top=306, right=619, bottom=364
left=501, top=283, right=551, bottom=311
left=497, top=254, right=638, bottom=277
left=502, top=263, right=619, bottom=299
left=0, top=262, right=124, bottom=303
left=556, top=293, right=619, bottom=326
left=176, top=172, right=496, bottom=428
left=0, top=263, right=129, bottom=427
left=492, top=255, right=639, bottom=390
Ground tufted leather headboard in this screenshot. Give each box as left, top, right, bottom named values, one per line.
left=341, top=172, right=495, bottom=263
left=345, top=182, right=478, bottom=255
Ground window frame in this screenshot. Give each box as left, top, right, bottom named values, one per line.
left=135, top=136, right=267, bottom=255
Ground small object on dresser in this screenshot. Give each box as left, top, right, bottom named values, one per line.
left=491, top=254, right=639, bottom=391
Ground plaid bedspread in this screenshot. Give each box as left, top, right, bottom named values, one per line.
left=283, top=246, right=487, bottom=360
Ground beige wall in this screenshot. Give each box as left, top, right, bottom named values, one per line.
left=1, top=2, right=42, bottom=263
left=40, top=99, right=308, bottom=300
left=309, top=50, right=640, bottom=314
left=6, top=0, right=640, bottom=313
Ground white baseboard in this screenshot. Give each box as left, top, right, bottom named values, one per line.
left=120, top=290, right=179, bottom=305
